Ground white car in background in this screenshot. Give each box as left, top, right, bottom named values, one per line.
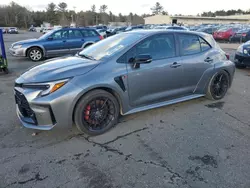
left=43, top=28, right=53, bottom=34
left=96, top=29, right=107, bottom=38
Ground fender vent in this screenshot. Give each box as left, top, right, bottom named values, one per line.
left=114, top=76, right=126, bottom=92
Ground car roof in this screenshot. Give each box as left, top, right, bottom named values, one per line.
left=57, top=27, right=96, bottom=31
left=128, top=29, right=208, bottom=37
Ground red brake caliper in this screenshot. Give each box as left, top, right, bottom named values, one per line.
left=85, top=105, right=91, bottom=121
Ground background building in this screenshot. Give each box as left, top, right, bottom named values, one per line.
left=144, top=15, right=250, bottom=25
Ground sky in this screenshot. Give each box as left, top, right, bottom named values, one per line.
left=2, top=0, right=250, bottom=16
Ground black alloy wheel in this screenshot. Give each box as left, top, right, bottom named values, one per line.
left=206, top=70, right=230, bottom=100
left=83, top=97, right=115, bottom=131
left=74, top=90, right=120, bottom=136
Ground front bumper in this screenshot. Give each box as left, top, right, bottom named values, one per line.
left=9, top=47, right=26, bottom=57
left=14, top=81, right=82, bottom=130
left=234, top=53, right=250, bottom=66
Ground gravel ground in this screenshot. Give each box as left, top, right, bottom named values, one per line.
left=0, top=32, right=250, bottom=188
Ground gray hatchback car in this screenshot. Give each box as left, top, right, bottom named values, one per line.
left=14, top=30, right=235, bottom=135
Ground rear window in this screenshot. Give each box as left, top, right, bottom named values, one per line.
left=81, top=29, right=99, bottom=37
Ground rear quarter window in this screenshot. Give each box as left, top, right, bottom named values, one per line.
left=81, top=29, right=99, bottom=37
left=199, top=37, right=211, bottom=52
left=178, top=34, right=201, bottom=55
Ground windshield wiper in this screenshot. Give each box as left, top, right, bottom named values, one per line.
left=78, top=53, right=96, bottom=60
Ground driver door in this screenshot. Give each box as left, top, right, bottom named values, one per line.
left=126, top=34, right=185, bottom=107
left=43, top=30, right=69, bottom=57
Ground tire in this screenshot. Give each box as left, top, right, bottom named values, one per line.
left=206, top=70, right=230, bottom=100
left=235, top=64, right=246, bottom=69
left=27, top=47, right=43, bottom=61
left=74, top=90, right=120, bottom=136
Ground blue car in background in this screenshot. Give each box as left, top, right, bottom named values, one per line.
left=9, top=27, right=103, bottom=61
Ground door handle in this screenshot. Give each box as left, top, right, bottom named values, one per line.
left=204, top=57, right=213, bottom=63
left=170, top=62, right=181, bottom=68
left=62, top=40, right=67, bottom=42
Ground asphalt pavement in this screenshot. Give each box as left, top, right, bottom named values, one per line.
left=0, top=32, right=250, bottom=188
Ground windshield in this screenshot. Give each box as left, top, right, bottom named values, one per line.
left=79, top=33, right=144, bottom=61
left=39, top=30, right=54, bottom=39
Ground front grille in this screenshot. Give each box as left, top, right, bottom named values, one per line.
left=15, top=90, right=37, bottom=124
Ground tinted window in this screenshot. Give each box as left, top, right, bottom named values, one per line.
left=51, top=30, right=68, bottom=39
left=68, top=29, right=83, bottom=38
left=199, top=37, right=211, bottom=51
left=132, top=34, right=176, bottom=60
left=81, top=29, right=98, bottom=37
left=179, top=34, right=201, bottom=55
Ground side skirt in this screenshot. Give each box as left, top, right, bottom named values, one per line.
left=123, top=94, right=205, bottom=115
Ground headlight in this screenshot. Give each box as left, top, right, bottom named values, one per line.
left=23, top=78, right=70, bottom=97
left=237, top=45, right=243, bottom=53
left=13, top=45, right=22, bottom=49
left=243, top=49, right=248, bottom=54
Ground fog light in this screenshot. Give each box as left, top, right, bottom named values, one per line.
left=243, top=49, right=248, bottom=54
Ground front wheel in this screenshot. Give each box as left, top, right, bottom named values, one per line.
left=206, top=70, right=230, bottom=100
left=74, top=90, right=120, bottom=136
left=28, top=47, right=43, bottom=61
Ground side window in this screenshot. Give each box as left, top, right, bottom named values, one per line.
left=68, top=30, right=74, bottom=38
left=51, top=30, right=68, bottom=40
left=68, top=29, right=83, bottom=38
left=74, top=29, right=83, bottom=37
left=179, top=34, right=201, bottom=55
left=133, top=34, right=176, bottom=60
left=199, top=37, right=211, bottom=52
left=81, top=30, right=98, bottom=37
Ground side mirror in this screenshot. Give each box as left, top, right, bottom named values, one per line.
left=129, top=54, right=152, bottom=69
left=47, top=36, right=53, bottom=40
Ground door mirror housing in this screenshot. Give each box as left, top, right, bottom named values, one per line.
left=129, top=54, right=152, bottom=68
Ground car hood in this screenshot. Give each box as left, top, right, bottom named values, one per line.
left=16, top=56, right=99, bottom=84
left=12, top=38, right=39, bottom=46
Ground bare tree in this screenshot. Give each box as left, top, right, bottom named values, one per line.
left=91, top=5, right=96, bottom=12
left=151, top=2, right=164, bottom=15
left=99, top=5, right=108, bottom=13
left=58, top=2, right=68, bottom=26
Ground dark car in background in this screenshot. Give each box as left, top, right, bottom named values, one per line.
left=229, top=28, right=250, bottom=43
left=8, top=27, right=18, bottom=34
left=92, top=25, right=107, bottom=31
left=234, top=41, right=250, bottom=68
left=29, top=27, right=37, bottom=32
left=197, top=26, right=219, bottom=35
left=125, top=25, right=144, bottom=31
left=106, top=26, right=127, bottom=37
left=9, top=27, right=103, bottom=61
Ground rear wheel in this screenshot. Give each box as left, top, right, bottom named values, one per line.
left=28, top=47, right=43, bottom=61
left=206, top=70, right=230, bottom=100
left=74, top=90, right=120, bottom=136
